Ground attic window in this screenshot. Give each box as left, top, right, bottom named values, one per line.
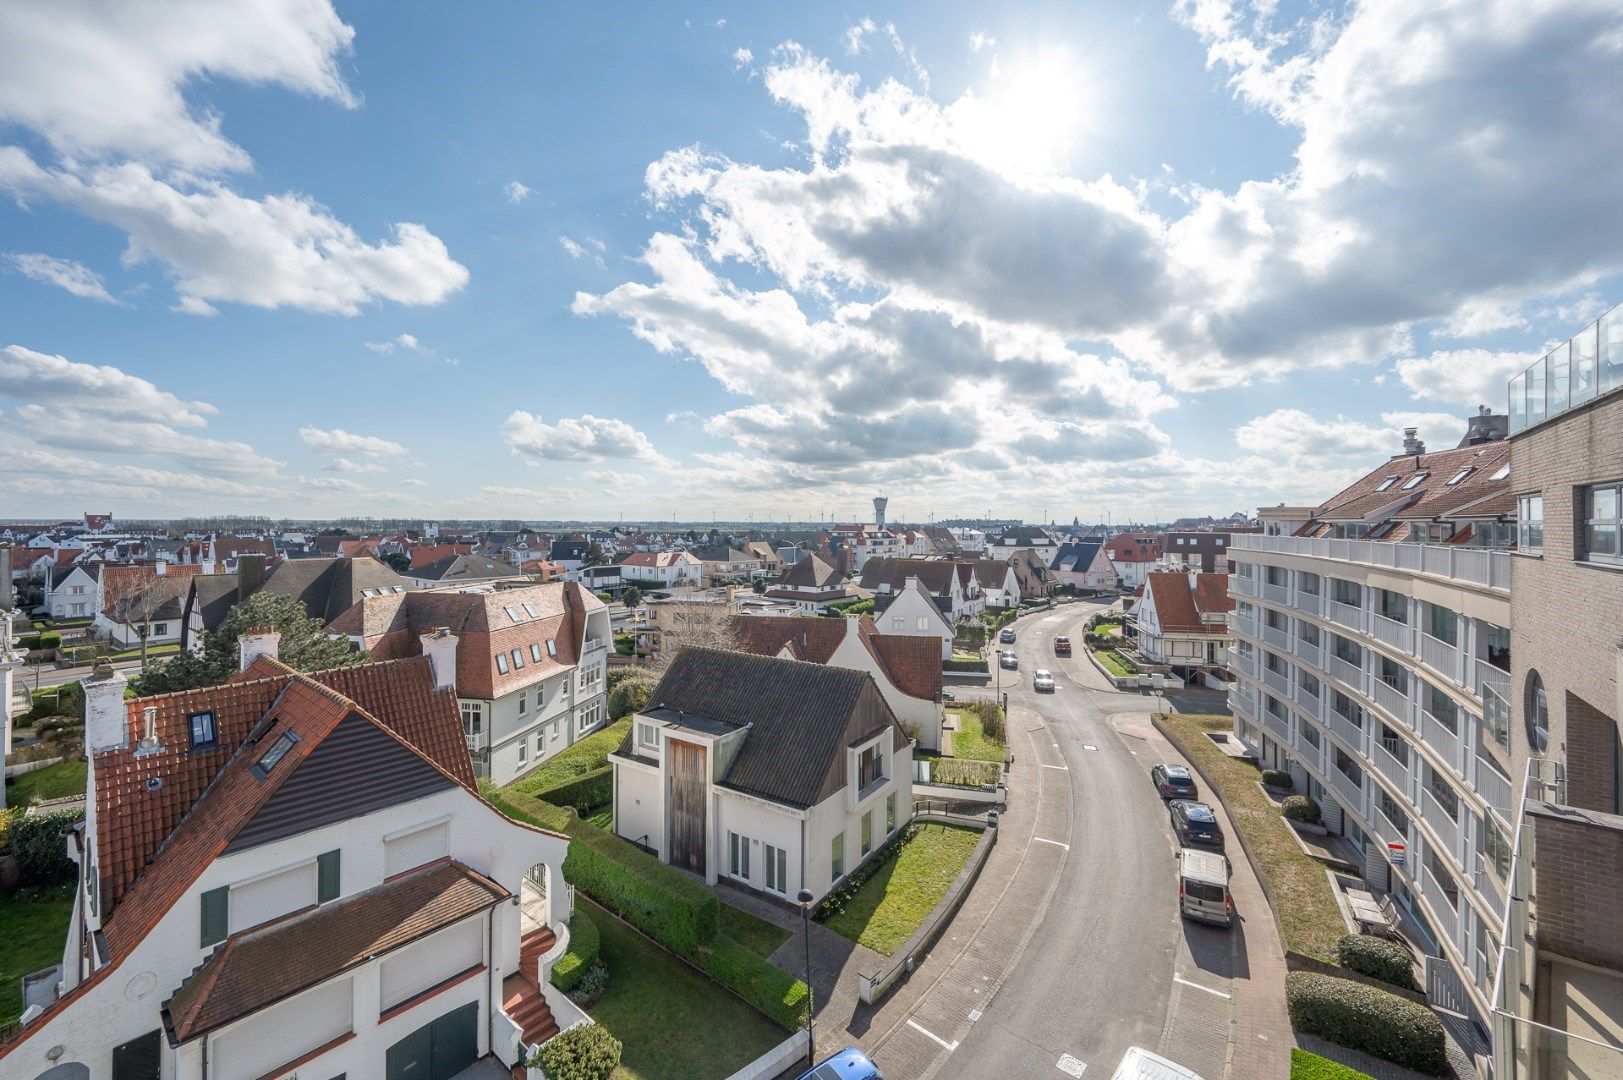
left=530, top=643, right=543, bottom=663
left=495, top=653, right=509, bottom=675
left=511, top=648, right=524, bottom=669
left=522, top=602, right=540, bottom=618
left=1490, top=462, right=1510, bottom=481
left=546, top=640, right=557, bottom=658
left=505, top=606, right=523, bottom=623
left=1447, top=467, right=1474, bottom=485
left=361, top=589, right=376, bottom=598
left=253, top=732, right=299, bottom=777
left=1374, top=476, right=1398, bottom=492
left=1401, top=473, right=1428, bottom=490
left=188, top=711, right=216, bottom=749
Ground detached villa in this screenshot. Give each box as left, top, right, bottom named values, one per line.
left=610, top=648, right=913, bottom=905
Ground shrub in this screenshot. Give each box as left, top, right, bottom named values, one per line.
left=943, top=657, right=989, bottom=673
left=607, top=676, right=656, bottom=720
left=932, top=758, right=1000, bottom=787
left=529, top=1022, right=622, bottom=1080
left=541, top=767, right=613, bottom=815
left=551, top=908, right=603, bottom=993
left=1261, top=768, right=1295, bottom=790
left=1282, top=795, right=1322, bottom=824
left=1286, top=972, right=1445, bottom=1074
left=695, top=935, right=810, bottom=1029
left=36, top=631, right=62, bottom=650
left=570, top=960, right=610, bottom=1006
left=965, top=699, right=1005, bottom=742
left=1336, top=934, right=1418, bottom=991
left=562, top=817, right=719, bottom=956
left=12, top=808, right=83, bottom=886
left=605, top=667, right=646, bottom=693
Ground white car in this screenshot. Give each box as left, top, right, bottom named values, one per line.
left=1033, top=669, right=1055, bottom=692
left=1110, top=1046, right=1203, bottom=1080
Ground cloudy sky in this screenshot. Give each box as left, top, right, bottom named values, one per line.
left=1, top=0, right=1620, bottom=523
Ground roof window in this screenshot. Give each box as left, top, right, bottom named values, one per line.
left=188, top=711, right=216, bottom=749
left=1447, top=467, right=1474, bottom=485
left=1374, top=476, right=1398, bottom=492
left=253, top=731, right=299, bottom=777
left=546, top=640, right=557, bottom=658
left=511, top=648, right=524, bottom=669
left=1490, top=462, right=1510, bottom=481
left=505, top=605, right=523, bottom=623
left=530, top=643, right=543, bottom=662
left=522, top=602, right=540, bottom=617
left=495, top=653, right=509, bottom=675
left=1401, top=473, right=1428, bottom=490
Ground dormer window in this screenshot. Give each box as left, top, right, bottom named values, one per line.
left=529, top=643, right=543, bottom=662
left=1401, top=473, right=1428, bottom=490
left=188, top=711, right=216, bottom=749
left=1447, top=467, right=1474, bottom=485
left=253, top=732, right=298, bottom=777
left=1374, top=476, right=1398, bottom=492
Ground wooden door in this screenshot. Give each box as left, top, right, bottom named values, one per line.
left=667, top=738, right=708, bottom=876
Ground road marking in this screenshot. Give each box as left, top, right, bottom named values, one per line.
left=1039, top=763, right=1069, bottom=771
left=906, top=1018, right=959, bottom=1052
left=1056, top=1053, right=1088, bottom=1076
left=1033, top=837, right=1070, bottom=850
left=1174, top=975, right=1232, bottom=999
left=1082, top=744, right=1098, bottom=751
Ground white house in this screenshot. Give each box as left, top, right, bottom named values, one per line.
left=1049, top=539, right=1116, bottom=591
left=617, top=550, right=702, bottom=587
left=986, top=525, right=1057, bottom=562
left=330, top=582, right=611, bottom=786
left=0, top=642, right=573, bottom=1080
left=732, top=614, right=946, bottom=751
left=1135, top=570, right=1236, bottom=675
left=966, top=560, right=1021, bottom=609
left=763, top=554, right=856, bottom=613
left=610, top=648, right=912, bottom=905
left=46, top=563, right=100, bottom=619
left=858, top=557, right=984, bottom=620
left=1103, top=533, right=1162, bottom=590
left=871, top=576, right=956, bottom=660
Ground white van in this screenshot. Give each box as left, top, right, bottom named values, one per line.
left=1177, top=848, right=1232, bottom=927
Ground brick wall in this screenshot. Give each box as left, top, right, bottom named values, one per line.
left=1532, top=805, right=1623, bottom=970
left=1565, top=691, right=1620, bottom=814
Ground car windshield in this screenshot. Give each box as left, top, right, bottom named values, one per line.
left=1186, top=805, right=1215, bottom=822
left=1185, top=882, right=1226, bottom=903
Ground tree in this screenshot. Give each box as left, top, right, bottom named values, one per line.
left=381, top=552, right=411, bottom=573
left=620, top=584, right=642, bottom=610
left=137, top=591, right=366, bottom=694
left=583, top=541, right=608, bottom=568
left=652, top=601, right=741, bottom=670
left=103, top=568, right=185, bottom=671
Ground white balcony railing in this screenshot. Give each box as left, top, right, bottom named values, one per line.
left=1327, top=599, right=1366, bottom=632
left=1326, top=708, right=1366, bottom=754
left=1473, top=750, right=1515, bottom=821
left=1264, top=706, right=1291, bottom=741
left=1372, top=677, right=1410, bottom=723
left=1229, top=533, right=1511, bottom=592
left=1263, top=666, right=1291, bottom=697
left=1262, top=582, right=1290, bottom=604
left=1421, top=862, right=1462, bottom=949
left=1231, top=685, right=1257, bottom=720
left=1371, top=614, right=1413, bottom=652
left=1230, top=614, right=1258, bottom=640
left=1329, top=764, right=1365, bottom=817
left=1372, top=803, right=1408, bottom=849
left=1230, top=575, right=1258, bottom=597
left=1294, top=681, right=1321, bottom=713
left=1419, top=632, right=1460, bottom=684
left=1472, top=660, right=1511, bottom=701
left=1374, top=741, right=1411, bottom=793
left=1262, top=623, right=1291, bottom=651
left=1421, top=709, right=1462, bottom=774
left=1327, top=652, right=1363, bottom=691
left=1294, top=637, right=1322, bottom=667
left=1422, top=786, right=1462, bottom=865
left=1296, top=590, right=1325, bottom=616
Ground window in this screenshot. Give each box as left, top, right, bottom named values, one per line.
left=729, top=832, right=751, bottom=879
left=1526, top=671, right=1550, bottom=753
left=536, top=732, right=544, bottom=754
left=1517, top=493, right=1543, bottom=552
left=1374, top=476, right=1398, bottom=492
left=1299, top=672, right=1320, bottom=699
left=517, top=740, right=527, bottom=764
left=1331, top=578, right=1361, bottom=606
left=536, top=683, right=547, bottom=708
left=637, top=721, right=660, bottom=750
left=1332, top=691, right=1363, bottom=727
left=1490, top=462, right=1510, bottom=481
left=385, top=821, right=449, bottom=877
left=892, top=616, right=904, bottom=630
left=253, top=732, right=298, bottom=777
left=1377, top=790, right=1409, bottom=833
left=861, top=811, right=873, bottom=856
left=1583, top=483, right=1622, bottom=563
left=1483, top=815, right=1511, bottom=881
left=530, top=643, right=543, bottom=663
left=1333, top=746, right=1363, bottom=785
left=511, top=648, right=524, bottom=670
left=1299, top=622, right=1320, bottom=647
left=505, top=606, right=523, bottom=623
left=858, top=744, right=883, bottom=790
left=1425, top=603, right=1458, bottom=645
left=1378, top=657, right=1407, bottom=693
left=832, top=832, right=845, bottom=879
left=317, top=850, right=340, bottom=904
left=546, top=640, right=557, bottom=657
left=916, top=617, right=928, bottom=631
left=495, top=652, right=509, bottom=675
left=523, top=602, right=541, bottom=618
left=517, top=692, right=527, bottom=716
left=765, top=844, right=787, bottom=894
left=150, top=623, right=168, bottom=636
left=188, top=711, right=216, bottom=749
left=200, top=886, right=228, bottom=946
left=1401, top=473, right=1429, bottom=490
left=1427, top=766, right=1459, bottom=817
left=887, top=792, right=897, bottom=832
left=1426, top=849, right=1460, bottom=906
left=1297, top=718, right=1320, bottom=749
left=1332, top=634, right=1361, bottom=667
left=460, top=701, right=484, bottom=736
left=1446, top=467, right=1474, bottom=485
left=1378, top=589, right=1406, bottom=623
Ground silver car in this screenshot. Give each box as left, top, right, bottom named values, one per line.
left=1033, top=669, right=1055, bottom=692
left=999, top=650, right=1019, bottom=670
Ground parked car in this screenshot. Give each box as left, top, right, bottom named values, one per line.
left=1175, top=848, right=1233, bottom=930
left=1112, top=1045, right=1206, bottom=1079
left=1033, top=669, right=1055, bottom=692
left=999, top=627, right=1017, bottom=644
left=1150, top=763, right=1198, bottom=800
left=942, top=689, right=956, bottom=702
left=1168, top=799, right=1224, bottom=850
left=1053, top=635, right=1072, bottom=656
left=999, top=650, right=1019, bottom=670
left=797, top=1047, right=885, bottom=1080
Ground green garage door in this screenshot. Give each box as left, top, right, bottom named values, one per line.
left=385, top=1002, right=479, bottom=1080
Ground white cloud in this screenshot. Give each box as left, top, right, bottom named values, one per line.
left=969, top=32, right=996, bottom=53
left=298, top=426, right=408, bottom=457
left=363, top=332, right=457, bottom=365
left=0, top=447, right=275, bottom=506
left=504, top=180, right=534, bottom=204
left=0, top=344, right=214, bottom=425
left=401, top=477, right=428, bottom=487
left=324, top=456, right=387, bottom=475
left=299, top=474, right=366, bottom=493
left=558, top=236, right=606, bottom=267
left=1234, top=408, right=1465, bottom=466
left=845, top=18, right=877, bottom=55
left=1394, top=349, right=1535, bottom=409
left=733, top=47, right=754, bottom=71
left=502, top=412, right=664, bottom=463
left=5, top=252, right=121, bottom=304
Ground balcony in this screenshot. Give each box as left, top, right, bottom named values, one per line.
left=1294, top=637, right=1322, bottom=667
left=1229, top=533, right=1511, bottom=592
left=1472, top=659, right=1511, bottom=701
left=1263, top=666, right=1291, bottom=698
left=1326, top=652, right=1363, bottom=691
left=1374, top=741, right=1411, bottom=793
left=1473, top=749, right=1515, bottom=822
left=1421, top=709, right=1462, bottom=774
left=465, top=729, right=489, bottom=753
left=1262, top=623, right=1291, bottom=651
left=1421, top=860, right=1462, bottom=951
left=1295, top=590, right=1325, bottom=616
left=1230, top=575, right=1258, bottom=597
left=1371, top=613, right=1413, bottom=652
left=1372, top=677, right=1411, bottom=724
left=1422, top=786, right=1462, bottom=865
left=1294, top=680, right=1320, bottom=713
left=1372, top=802, right=1408, bottom=850
left=1327, top=599, right=1366, bottom=632
left=1508, top=300, right=1623, bottom=434
left=1234, top=650, right=1259, bottom=680
left=1329, top=764, right=1365, bottom=818
left=1230, top=685, right=1257, bottom=720
left=1230, top=614, right=1257, bottom=640
left=1419, top=632, right=1460, bottom=685
left=1326, top=708, right=1366, bottom=754
left=1262, top=582, right=1290, bottom=604
left=1263, top=706, right=1291, bottom=742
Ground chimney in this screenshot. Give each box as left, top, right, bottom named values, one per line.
left=238, top=626, right=280, bottom=671
left=136, top=704, right=161, bottom=755
left=1402, top=427, right=1426, bottom=456
left=83, top=664, right=130, bottom=752
left=421, top=628, right=458, bottom=692
left=238, top=553, right=266, bottom=598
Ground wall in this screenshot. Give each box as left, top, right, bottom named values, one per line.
left=613, top=757, right=663, bottom=856
left=1531, top=804, right=1623, bottom=971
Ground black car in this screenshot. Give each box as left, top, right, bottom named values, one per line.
left=1169, top=799, right=1225, bottom=850
left=1150, top=763, right=1199, bottom=800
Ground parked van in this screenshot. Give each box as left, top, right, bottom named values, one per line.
left=1176, top=848, right=1232, bottom=927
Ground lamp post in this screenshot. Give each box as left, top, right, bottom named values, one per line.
left=797, top=888, right=816, bottom=1066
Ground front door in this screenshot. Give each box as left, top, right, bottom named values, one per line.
left=666, top=738, right=708, bottom=876
left=385, top=1002, right=479, bottom=1080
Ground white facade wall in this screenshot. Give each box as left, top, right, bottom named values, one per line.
left=825, top=632, right=943, bottom=752
left=876, top=588, right=954, bottom=660
left=48, top=568, right=97, bottom=619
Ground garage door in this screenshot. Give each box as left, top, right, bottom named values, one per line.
left=385, top=1002, right=478, bottom=1080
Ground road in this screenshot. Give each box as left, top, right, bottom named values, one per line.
left=875, top=603, right=1251, bottom=1080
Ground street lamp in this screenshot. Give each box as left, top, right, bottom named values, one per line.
left=797, top=888, right=816, bottom=1066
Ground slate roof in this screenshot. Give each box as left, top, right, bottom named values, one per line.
left=183, top=557, right=414, bottom=637
left=779, top=553, right=841, bottom=589
left=47, top=561, right=100, bottom=588
left=1050, top=539, right=1106, bottom=573
left=163, top=860, right=507, bottom=1042
left=616, top=647, right=904, bottom=808
left=408, top=552, right=525, bottom=584
left=857, top=556, right=960, bottom=594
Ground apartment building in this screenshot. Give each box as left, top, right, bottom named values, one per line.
left=1228, top=422, right=1517, bottom=1043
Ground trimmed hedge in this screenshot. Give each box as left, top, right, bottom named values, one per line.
left=695, top=935, right=810, bottom=1029
left=943, top=657, right=989, bottom=673
left=541, top=767, right=613, bottom=814
left=1282, top=794, right=1322, bottom=824
left=1336, top=934, right=1418, bottom=991
left=529, top=1021, right=622, bottom=1079
left=1261, top=768, right=1294, bottom=790
left=11, top=808, right=83, bottom=886
left=1286, top=972, right=1446, bottom=1074
left=551, top=908, right=603, bottom=993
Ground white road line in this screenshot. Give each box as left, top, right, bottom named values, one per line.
left=1082, top=744, right=1098, bottom=751
left=1039, top=763, right=1069, bottom=771
left=1174, top=974, right=1232, bottom=999
left=906, top=1018, right=959, bottom=1051
left=1033, top=837, right=1070, bottom=850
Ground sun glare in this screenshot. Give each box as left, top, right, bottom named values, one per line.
left=958, top=49, right=1088, bottom=179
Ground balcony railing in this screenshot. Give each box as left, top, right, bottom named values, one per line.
left=1295, top=590, right=1324, bottom=616
left=1373, top=802, right=1409, bottom=850
left=1230, top=685, right=1257, bottom=720
left=1472, top=659, right=1511, bottom=701
left=1230, top=575, right=1258, bottom=597
left=1329, top=764, right=1365, bottom=818
left=1230, top=614, right=1257, bottom=640
left=1327, top=599, right=1366, bottom=632
left=1419, top=632, right=1460, bottom=685
left=1326, top=708, right=1366, bottom=754
left=1422, top=786, right=1462, bottom=866
left=1374, top=741, right=1411, bottom=793
left=1263, top=706, right=1291, bottom=742
left=1421, top=861, right=1461, bottom=951
left=1507, top=299, right=1623, bottom=434
left=1371, top=613, right=1413, bottom=652
left=1482, top=679, right=1513, bottom=756
left=1294, top=681, right=1320, bottom=713
left=1262, top=623, right=1291, bottom=651
left=1372, top=677, right=1411, bottom=724
left=1473, top=750, right=1514, bottom=822
left=1230, top=533, right=1511, bottom=591
left=1234, top=650, right=1259, bottom=680
left=1263, top=666, right=1291, bottom=697
left=1294, top=637, right=1322, bottom=667
left=1326, top=652, right=1363, bottom=691
left=1262, top=582, right=1290, bottom=604
left=1421, top=709, right=1462, bottom=774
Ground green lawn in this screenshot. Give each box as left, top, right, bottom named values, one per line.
left=0, top=889, right=73, bottom=1025
left=586, top=806, right=614, bottom=830
left=1093, top=620, right=1123, bottom=635
left=719, top=902, right=791, bottom=959
left=824, top=823, right=980, bottom=956
left=1093, top=648, right=1138, bottom=677
left=507, top=718, right=631, bottom=796
left=1157, top=714, right=1346, bottom=964
left=1291, top=1048, right=1374, bottom=1079
left=583, top=899, right=786, bottom=1080
left=6, top=759, right=86, bottom=806
left=946, top=707, right=1005, bottom=763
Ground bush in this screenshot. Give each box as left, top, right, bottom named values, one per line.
left=562, top=818, right=719, bottom=957
left=943, top=657, right=989, bottom=673
left=964, top=699, right=1005, bottom=742
left=1262, top=768, right=1295, bottom=790
left=1282, top=795, right=1322, bottom=824
left=605, top=667, right=646, bottom=693
left=607, top=675, right=656, bottom=720
left=11, top=808, right=83, bottom=886
left=551, top=908, right=603, bottom=993
left=541, top=767, right=613, bottom=815
left=931, top=758, right=1000, bottom=787
left=1336, top=934, right=1418, bottom=991
left=1286, top=971, right=1445, bottom=1074
left=529, top=1022, right=622, bottom=1080
left=695, top=935, right=810, bottom=1029
left=571, top=960, right=609, bottom=1006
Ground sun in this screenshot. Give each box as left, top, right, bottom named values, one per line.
left=956, top=49, right=1088, bottom=179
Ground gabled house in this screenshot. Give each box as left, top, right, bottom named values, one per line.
left=47, top=562, right=100, bottom=619
left=764, top=554, right=854, bottom=613
left=691, top=546, right=760, bottom=586
left=987, top=525, right=1058, bottom=562
left=871, top=576, right=957, bottom=661
left=1050, top=539, right=1115, bottom=591
left=617, top=550, right=702, bottom=588
left=403, top=553, right=527, bottom=590
left=858, top=557, right=983, bottom=619
left=732, top=614, right=946, bottom=750
left=0, top=644, right=572, bottom=1080
left=609, top=648, right=913, bottom=904
left=180, top=556, right=413, bottom=653
left=742, top=541, right=781, bottom=574
left=97, top=564, right=203, bottom=648
left=1008, top=548, right=1058, bottom=600
left=965, top=559, right=1021, bottom=609
left=1135, top=570, right=1235, bottom=675
left=330, top=582, right=611, bottom=785
left=1103, top=533, right=1162, bottom=589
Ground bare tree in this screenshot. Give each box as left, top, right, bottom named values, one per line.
left=104, top=568, right=184, bottom=671
left=651, top=600, right=742, bottom=670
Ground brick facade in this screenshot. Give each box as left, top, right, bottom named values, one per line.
left=1531, top=805, right=1623, bottom=971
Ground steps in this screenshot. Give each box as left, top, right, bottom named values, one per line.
left=502, top=927, right=561, bottom=1052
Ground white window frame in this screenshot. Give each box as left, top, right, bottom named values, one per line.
left=1517, top=493, right=1544, bottom=553
left=495, top=652, right=509, bottom=675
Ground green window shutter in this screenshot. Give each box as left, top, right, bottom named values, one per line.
left=200, top=886, right=228, bottom=947
left=317, top=850, right=341, bottom=903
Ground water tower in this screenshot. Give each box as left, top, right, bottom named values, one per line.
left=873, top=496, right=888, bottom=530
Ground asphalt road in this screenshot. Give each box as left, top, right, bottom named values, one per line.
left=926, top=604, right=1239, bottom=1080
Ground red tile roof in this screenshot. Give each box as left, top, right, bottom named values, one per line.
left=730, top=614, right=942, bottom=702
left=1104, top=533, right=1162, bottom=562
left=1144, top=571, right=1230, bottom=633
left=1311, top=441, right=1510, bottom=523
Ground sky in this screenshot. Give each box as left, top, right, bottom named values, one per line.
left=1, top=0, right=1621, bottom=525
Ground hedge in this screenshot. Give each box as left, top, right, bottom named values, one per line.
left=529, top=1022, right=622, bottom=1079
left=1285, top=972, right=1446, bottom=1074
left=1336, top=934, right=1418, bottom=991
left=542, top=767, right=613, bottom=815
left=1261, top=768, right=1294, bottom=790
left=551, top=908, right=602, bottom=993
left=944, top=657, right=989, bottom=673
left=607, top=676, right=656, bottom=720
left=508, top=719, right=629, bottom=798
left=1282, top=795, right=1322, bottom=824
left=695, top=935, right=810, bottom=1029
left=11, top=808, right=83, bottom=887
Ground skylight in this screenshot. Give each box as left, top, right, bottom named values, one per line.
left=1374, top=476, right=1398, bottom=492
left=188, top=711, right=216, bottom=749
left=254, top=731, right=299, bottom=776
left=1401, top=473, right=1428, bottom=490
left=1490, top=462, right=1510, bottom=481
left=522, top=602, right=540, bottom=618
left=505, top=605, right=522, bottom=623
left=1447, top=467, right=1474, bottom=485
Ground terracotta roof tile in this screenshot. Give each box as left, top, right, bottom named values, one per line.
left=1145, top=571, right=1230, bottom=634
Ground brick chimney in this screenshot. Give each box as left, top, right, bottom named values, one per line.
left=421, top=628, right=458, bottom=692
left=238, top=626, right=280, bottom=671
left=83, top=663, right=130, bottom=752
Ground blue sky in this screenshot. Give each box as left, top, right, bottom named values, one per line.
left=1, top=0, right=1620, bottom=523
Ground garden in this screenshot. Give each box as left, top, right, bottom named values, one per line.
left=819, top=822, right=980, bottom=956
left=0, top=804, right=84, bottom=1025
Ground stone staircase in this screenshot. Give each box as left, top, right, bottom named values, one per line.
left=501, top=926, right=559, bottom=1072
